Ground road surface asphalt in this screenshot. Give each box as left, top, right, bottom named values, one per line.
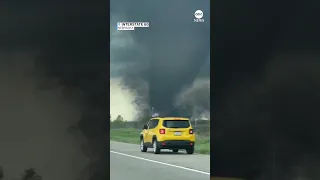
left=110, top=141, right=210, bottom=180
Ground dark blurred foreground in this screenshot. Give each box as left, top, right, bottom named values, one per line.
left=0, top=1, right=108, bottom=180
left=0, top=167, right=42, bottom=180
left=211, top=0, right=320, bottom=179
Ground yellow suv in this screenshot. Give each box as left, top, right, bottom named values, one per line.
left=140, top=117, right=196, bottom=154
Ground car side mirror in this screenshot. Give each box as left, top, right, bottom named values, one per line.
left=143, top=125, right=148, bottom=129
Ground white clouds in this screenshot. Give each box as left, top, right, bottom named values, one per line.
left=110, top=78, right=139, bottom=121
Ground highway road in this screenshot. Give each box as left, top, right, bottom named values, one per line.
left=110, top=141, right=210, bottom=180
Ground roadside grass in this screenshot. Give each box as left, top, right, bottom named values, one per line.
left=110, top=128, right=141, bottom=144
left=110, top=128, right=210, bottom=154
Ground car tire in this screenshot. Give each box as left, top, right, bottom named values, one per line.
left=186, top=147, right=194, bottom=154
left=140, top=138, right=147, bottom=152
left=153, top=139, right=161, bottom=154
left=172, top=149, right=179, bottom=153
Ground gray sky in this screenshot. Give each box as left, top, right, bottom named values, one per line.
left=110, top=0, right=210, bottom=121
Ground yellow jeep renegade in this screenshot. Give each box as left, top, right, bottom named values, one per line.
left=140, top=117, right=196, bottom=154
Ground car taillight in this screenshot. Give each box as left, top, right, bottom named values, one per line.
left=159, top=129, right=165, bottom=134
left=189, top=129, right=193, bottom=134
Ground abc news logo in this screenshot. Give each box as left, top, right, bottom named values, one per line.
left=194, top=10, right=204, bottom=23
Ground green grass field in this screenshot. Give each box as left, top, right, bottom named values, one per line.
left=110, top=128, right=210, bottom=154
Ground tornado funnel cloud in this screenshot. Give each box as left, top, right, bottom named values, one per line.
left=110, top=0, right=211, bottom=119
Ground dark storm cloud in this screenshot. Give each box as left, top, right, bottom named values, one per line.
left=211, top=0, right=320, bottom=179
left=110, top=0, right=210, bottom=115
left=0, top=1, right=108, bottom=180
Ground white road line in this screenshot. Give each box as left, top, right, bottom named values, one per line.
left=110, top=151, right=210, bottom=175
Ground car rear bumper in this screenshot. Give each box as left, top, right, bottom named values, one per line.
left=157, top=140, right=195, bottom=149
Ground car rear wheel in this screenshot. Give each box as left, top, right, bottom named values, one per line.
left=153, top=139, right=160, bottom=154
left=140, top=138, right=147, bottom=152
left=186, top=147, right=194, bottom=154
left=172, top=149, right=179, bottom=153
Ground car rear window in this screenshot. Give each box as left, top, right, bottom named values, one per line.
left=162, top=120, right=190, bottom=128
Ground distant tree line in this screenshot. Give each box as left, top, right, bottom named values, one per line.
left=110, top=114, right=210, bottom=134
